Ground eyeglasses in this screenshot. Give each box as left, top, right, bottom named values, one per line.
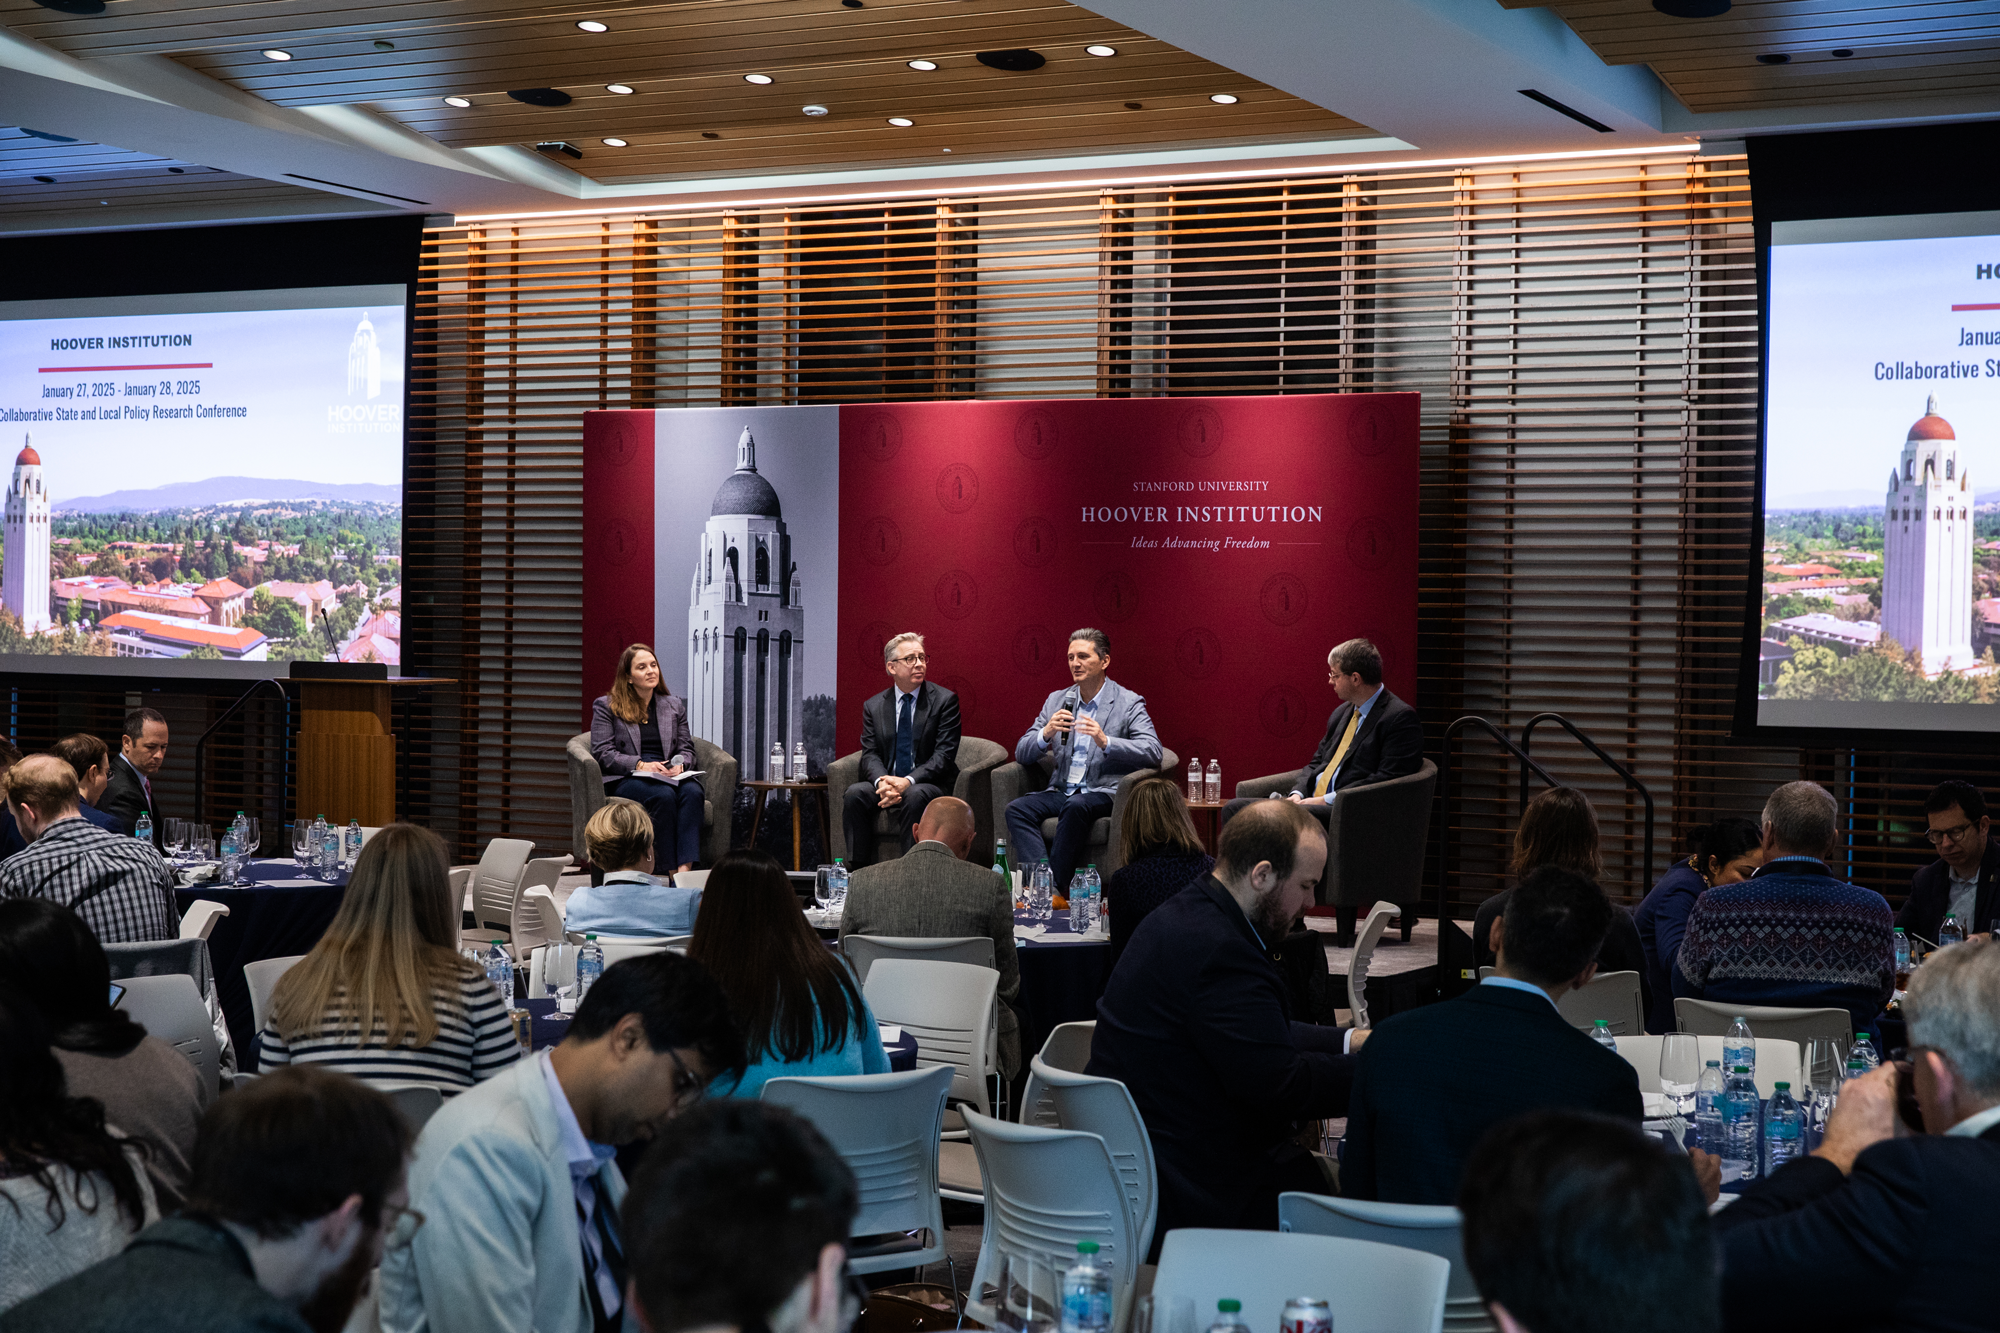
left=666, top=1045, right=708, bottom=1103
left=1925, top=822, right=1978, bottom=845
left=892, top=652, right=928, bottom=665
left=382, top=1203, right=426, bottom=1251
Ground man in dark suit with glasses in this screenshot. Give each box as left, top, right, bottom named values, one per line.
left=1898, top=780, right=2000, bottom=947
left=841, top=632, right=961, bottom=868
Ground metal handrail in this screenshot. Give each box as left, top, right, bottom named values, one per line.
left=1517, top=711, right=1656, bottom=892
left=192, top=678, right=290, bottom=828
left=1434, top=715, right=1560, bottom=928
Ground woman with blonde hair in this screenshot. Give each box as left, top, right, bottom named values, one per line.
left=1103, top=777, right=1215, bottom=961
left=590, top=643, right=705, bottom=875
left=260, top=823, right=519, bottom=1093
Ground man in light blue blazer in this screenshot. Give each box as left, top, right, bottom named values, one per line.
left=1006, top=627, right=1162, bottom=896
left=378, top=953, right=743, bottom=1333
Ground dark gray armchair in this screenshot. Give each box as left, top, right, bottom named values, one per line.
left=567, top=732, right=740, bottom=871
left=988, top=747, right=1180, bottom=880
left=1233, top=759, right=1437, bottom=928
left=825, top=735, right=1009, bottom=867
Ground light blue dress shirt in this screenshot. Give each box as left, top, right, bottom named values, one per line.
left=1479, top=974, right=1557, bottom=1010
left=563, top=871, right=701, bottom=938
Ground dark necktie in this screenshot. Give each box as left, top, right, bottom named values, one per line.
left=894, top=693, right=915, bottom=778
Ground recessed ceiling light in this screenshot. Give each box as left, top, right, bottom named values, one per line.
left=907, top=59, right=938, bottom=71
left=702, top=131, right=721, bottom=140
left=374, top=40, right=396, bottom=51
left=262, top=49, right=292, bottom=61
left=744, top=73, right=774, bottom=84
left=802, top=103, right=829, bottom=116
left=167, top=166, right=184, bottom=174
left=1652, top=0, right=1730, bottom=15
left=1086, top=44, right=1117, bottom=57
left=576, top=19, right=608, bottom=32
left=32, top=175, right=54, bottom=184
left=941, top=147, right=952, bottom=153
left=443, top=96, right=472, bottom=107
left=1830, top=47, right=1854, bottom=58
left=602, top=137, right=628, bottom=146
left=887, top=117, right=913, bottom=126
left=605, top=83, right=634, bottom=94
left=1756, top=52, right=1790, bottom=64
left=1209, top=93, right=1240, bottom=104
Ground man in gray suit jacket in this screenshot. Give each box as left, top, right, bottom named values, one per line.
left=841, top=797, right=1023, bottom=1078
left=1005, top=627, right=1162, bottom=898
left=379, top=954, right=743, bottom=1333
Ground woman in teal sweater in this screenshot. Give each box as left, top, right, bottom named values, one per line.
left=689, top=849, right=887, bottom=1099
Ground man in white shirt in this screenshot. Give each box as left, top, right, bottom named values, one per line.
left=566, top=799, right=702, bottom=938
left=379, top=952, right=744, bottom=1333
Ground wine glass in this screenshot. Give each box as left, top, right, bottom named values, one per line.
left=290, top=821, right=309, bottom=868
left=1804, top=1036, right=1845, bottom=1146
left=164, top=819, right=187, bottom=865
left=1659, top=1033, right=1701, bottom=1117
left=245, top=817, right=261, bottom=860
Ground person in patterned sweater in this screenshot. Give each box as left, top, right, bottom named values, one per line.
left=1674, top=780, right=1895, bottom=1034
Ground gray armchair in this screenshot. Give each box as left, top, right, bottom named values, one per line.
left=1234, top=759, right=1437, bottom=925
left=989, top=746, right=1180, bottom=880
left=826, top=736, right=1009, bottom=867
left=567, top=732, right=740, bottom=871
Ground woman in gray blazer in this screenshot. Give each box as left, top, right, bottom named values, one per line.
left=589, top=644, right=705, bottom=873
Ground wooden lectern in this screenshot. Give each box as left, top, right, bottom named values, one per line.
left=291, top=670, right=449, bottom=826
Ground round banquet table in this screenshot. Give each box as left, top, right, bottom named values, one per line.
left=177, top=858, right=350, bottom=1060
left=1012, top=907, right=1115, bottom=1059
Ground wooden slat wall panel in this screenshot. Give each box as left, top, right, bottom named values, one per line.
left=413, top=151, right=1790, bottom=902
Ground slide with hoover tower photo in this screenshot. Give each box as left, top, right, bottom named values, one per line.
left=1758, top=214, right=2000, bottom=732
left=0, top=285, right=405, bottom=667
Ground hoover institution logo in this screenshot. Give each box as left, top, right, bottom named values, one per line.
left=329, top=312, right=396, bottom=434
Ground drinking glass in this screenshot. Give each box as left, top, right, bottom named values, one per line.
left=290, top=821, right=309, bottom=868
left=1659, top=1033, right=1701, bottom=1116
left=813, top=864, right=837, bottom=911
left=162, top=819, right=185, bottom=864
left=245, top=817, right=261, bottom=859
left=1804, top=1036, right=1845, bottom=1146
left=993, top=1250, right=1056, bottom=1333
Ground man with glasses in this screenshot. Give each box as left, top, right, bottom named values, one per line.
left=841, top=632, right=962, bottom=868
left=2, top=1066, right=412, bottom=1333
left=1898, top=780, right=2000, bottom=948
left=379, top=952, right=744, bottom=1333
left=622, top=1101, right=860, bottom=1333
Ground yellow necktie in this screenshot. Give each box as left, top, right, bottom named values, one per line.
left=1312, top=710, right=1361, bottom=798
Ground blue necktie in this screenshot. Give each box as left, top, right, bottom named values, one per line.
left=894, top=693, right=915, bottom=777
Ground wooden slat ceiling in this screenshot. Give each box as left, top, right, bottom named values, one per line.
left=0, top=128, right=341, bottom=220
left=1499, top=0, right=2000, bottom=113
left=1, top=0, right=1374, bottom=183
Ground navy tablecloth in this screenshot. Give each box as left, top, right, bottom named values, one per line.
left=177, top=858, right=349, bottom=1059
left=1012, top=909, right=1115, bottom=1060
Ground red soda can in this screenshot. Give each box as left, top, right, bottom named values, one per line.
left=1280, top=1298, right=1332, bottom=1333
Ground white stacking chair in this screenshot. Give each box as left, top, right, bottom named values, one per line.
left=460, top=837, right=535, bottom=945
left=963, top=1110, right=1139, bottom=1333
left=762, top=1065, right=953, bottom=1275
left=1031, top=1058, right=1158, bottom=1263
left=120, top=974, right=223, bottom=1099
left=841, top=935, right=995, bottom=987
left=358, top=825, right=385, bottom=848
left=450, top=866, right=473, bottom=912
left=511, top=886, right=564, bottom=960
left=1280, top=1193, right=1491, bottom=1333
left=1615, top=1034, right=1803, bottom=1100
left=380, top=1083, right=445, bottom=1133
left=244, top=953, right=307, bottom=1041
left=1153, top=1230, right=1449, bottom=1333
left=674, top=868, right=712, bottom=890
left=1347, top=899, right=1398, bottom=1028
left=178, top=899, right=230, bottom=942
left=865, top=958, right=1000, bottom=1204
left=1021, top=1021, right=1096, bottom=1128
left=1557, top=970, right=1645, bottom=1036
left=1673, top=998, right=1853, bottom=1046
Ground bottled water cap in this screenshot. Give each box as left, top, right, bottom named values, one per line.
left=1075, top=1241, right=1098, bottom=1254
left=1218, top=1302, right=1240, bottom=1314
left=1774, top=1081, right=1790, bottom=1090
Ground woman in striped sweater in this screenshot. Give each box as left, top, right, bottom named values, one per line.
left=259, top=823, right=519, bottom=1093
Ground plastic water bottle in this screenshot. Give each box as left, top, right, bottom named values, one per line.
left=576, top=935, right=605, bottom=998
left=219, top=819, right=240, bottom=882
left=1762, top=1082, right=1804, bottom=1175
left=1694, top=1060, right=1725, bottom=1155
left=1084, top=865, right=1103, bottom=934
left=1206, top=1300, right=1249, bottom=1333
left=1723, top=1015, right=1756, bottom=1080
left=1847, top=1034, right=1879, bottom=1076
left=1721, top=1065, right=1760, bottom=1183
left=769, top=741, right=785, bottom=783
left=1034, top=860, right=1053, bottom=920
left=345, top=819, right=363, bottom=867
left=1204, top=758, right=1221, bottom=804
left=1591, top=1019, right=1617, bottom=1050
left=1939, top=914, right=1964, bottom=948
left=310, top=814, right=330, bottom=877
left=485, top=939, right=514, bottom=1002
left=1188, top=756, right=1203, bottom=802
left=1070, top=877, right=1091, bottom=933
left=828, top=859, right=848, bottom=909
left=1894, top=927, right=1912, bottom=978
left=791, top=741, right=807, bottom=781
left=134, top=811, right=153, bottom=843
left=1059, top=1241, right=1113, bottom=1333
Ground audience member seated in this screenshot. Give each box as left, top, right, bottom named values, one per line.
left=1088, top=799, right=1354, bottom=1251
left=1897, top=779, right=1999, bottom=947
left=1633, top=817, right=1762, bottom=1034
left=0, top=737, right=23, bottom=860
left=380, top=951, right=742, bottom=1333
left=0, top=988, right=156, bottom=1315
left=1101, top=777, right=1214, bottom=963
left=1709, top=937, right=2000, bottom=1333
left=1471, top=788, right=1648, bottom=1011
left=0, top=756, right=177, bottom=944
left=0, top=900, right=208, bottom=1211
left=1343, top=866, right=1643, bottom=1204
left=839, top=796, right=1021, bottom=1076
left=97, top=709, right=166, bottom=845
left=1459, top=1110, right=1719, bottom=1333
left=564, top=798, right=702, bottom=939
left=622, top=1101, right=859, bottom=1333
left=0, top=1065, right=412, bottom=1333
left=48, top=734, right=121, bottom=834
left=1675, top=780, right=1895, bottom=1033
left=697, top=850, right=890, bottom=1099
left=259, top=824, right=519, bottom=1094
